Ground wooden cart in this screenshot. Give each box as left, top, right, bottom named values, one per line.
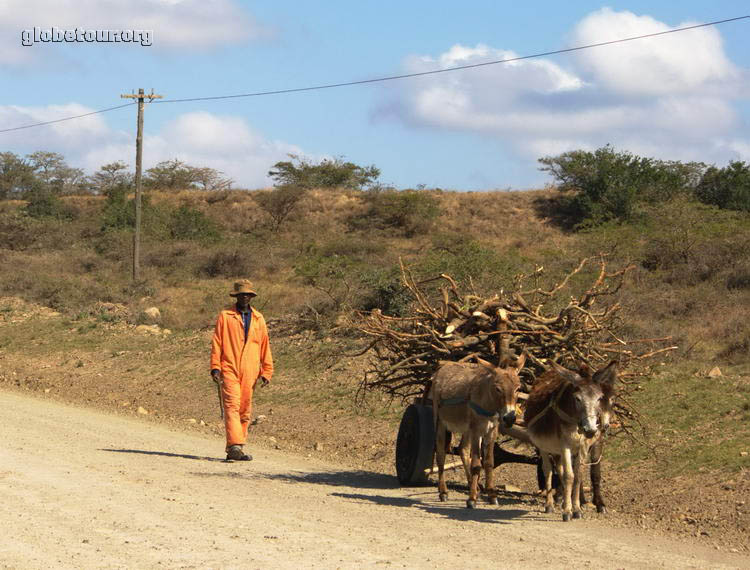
left=395, top=398, right=540, bottom=486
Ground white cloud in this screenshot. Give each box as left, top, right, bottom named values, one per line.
left=571, top=8, right=738, bottom=96
left=379, top=9, right=749, bottom=171
left=0, top=0, right=268, bottom=66
left=0, top=105, right=304, bottom=188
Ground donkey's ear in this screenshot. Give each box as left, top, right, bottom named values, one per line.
left=550, top=361, right=582, bottom=385
left=476, top=357, right=495, bottom=371
left=593, top=360, right=618, bottom=391
left=514, top=351, right=526, bottom=372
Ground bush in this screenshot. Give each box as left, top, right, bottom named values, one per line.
left=253, top=186, right=306, bottom=231
left=100, top=182, right=135, bottom=231
left=696, top=161, right=750, bottom=212
left=200, top=249, right=254, bottom=278
left=539, top=146, right=704, bottom=228
left=269, top=154, right=380, bottom=190
left=168, top=205, right=221, bottom=241
left=24, top=186, right=76, bottom=220
left=352, top=189, right=441, bottom=237
left=0, top=213, right=44, bottom=250
left=358, top=266, right=411, bottom=316
left=417, top=233, right=523, bottom=290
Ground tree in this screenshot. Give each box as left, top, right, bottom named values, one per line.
left=191, top=166, right=233, bottom=191
left=144, top=159, right=197, bottom=191
left=268, top=154, right=380, bottom=190
left=90, top=161, right=132, bottom=196
left=144, top=159, right=232, bottom=191
left=696, top=161, right=750, bottom=212
left=27, top=150, right=86, bottom=195
left=0, top=152, right=36, bottom=199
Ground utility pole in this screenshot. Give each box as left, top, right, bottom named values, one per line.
left=120, top=88, right=163, bottom=281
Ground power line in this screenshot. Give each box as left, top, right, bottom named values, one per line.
left=153, top=15, right=750, bottom=104
left=0, top=102, right=134, bottom=134
left=0, top=14, right=747, bottom=133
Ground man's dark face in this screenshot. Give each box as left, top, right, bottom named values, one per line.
left=235, top=293, right=253, bottom=310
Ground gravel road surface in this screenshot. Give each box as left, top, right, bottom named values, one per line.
left=1, top=390, right=746, bottom=569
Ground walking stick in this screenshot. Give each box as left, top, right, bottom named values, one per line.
left=217, top=378, right=225, bottom=420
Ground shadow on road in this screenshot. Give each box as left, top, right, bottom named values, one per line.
left=257, top=469, right=400, bottom=490
left=100, top=448, right=225, bottom=463
left=331, top=492, right=528, bottom=523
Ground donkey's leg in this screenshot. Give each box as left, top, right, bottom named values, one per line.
left=542, top=454, right=555, bottom=514
left=572, top=452, right=584, bottom=519
left=458, top=434, right=471, bottom=489
left=467, top=432, right=482, bottom=509
left=436, top=422, right=449, bottom=502
left=554, top=455, right=564, bottom=505
left=561, top=448, right=574, bottom=522
left=482, top=427, right=498, bottom=505
left=589, top=440, right=606, bottom=513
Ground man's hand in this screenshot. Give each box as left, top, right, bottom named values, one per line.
left=259, top=376, right=270, bottom=388
left=211, top=370, right=222, bottom=385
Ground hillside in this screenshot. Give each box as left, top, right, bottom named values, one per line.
left=0, top=187, right=748, bottom=551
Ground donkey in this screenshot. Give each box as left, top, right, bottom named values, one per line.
left=537, top=361, right=618, bottom=514
left=524, top=360, right=617, bottom=521
left=430, top=353, right=525, bottom=508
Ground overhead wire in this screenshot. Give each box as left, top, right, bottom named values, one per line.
left=0, top=102, right=135, bottom=133
left=154, top=15, right=750, bottom=104
left=0, top=14, right=747, bottom=133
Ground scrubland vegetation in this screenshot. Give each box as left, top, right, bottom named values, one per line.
left=1, top=147, right=749, bottom=481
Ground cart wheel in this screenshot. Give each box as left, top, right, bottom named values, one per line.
left=395, top=404, right=435, bottom=486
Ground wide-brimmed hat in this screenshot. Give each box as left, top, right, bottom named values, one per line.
left=229, top=279, right=257, bottom=297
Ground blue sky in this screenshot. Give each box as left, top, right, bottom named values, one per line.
left=1, top=1, right=749, bottom=190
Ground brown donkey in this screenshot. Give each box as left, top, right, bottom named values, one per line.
left=430, top=354, right=524, bottom=508
left=524, top=360, right=617, bottom=521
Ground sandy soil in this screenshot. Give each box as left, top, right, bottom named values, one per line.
left=1, top=390, right=747, bottom=570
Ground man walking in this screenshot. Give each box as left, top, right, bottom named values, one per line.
left=211, top=279, right=274, bottom=461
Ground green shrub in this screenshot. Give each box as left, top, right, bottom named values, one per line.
left=696, top=161, right=750, bottom=212
left=100, top=183, right=135, bottom=231
left=168, top=205, right=221, bottom=241
left=539, top=146, right=704, bottom=228
left=352, top=189, right=441, bottom=236
left=358, top=266, right=411, bottom=316
left=417, top=233, right=523, bottom=290
left=24, top=187, right=76, bottom=220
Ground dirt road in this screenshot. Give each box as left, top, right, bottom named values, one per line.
left=0, top=390, right=745, bottom=569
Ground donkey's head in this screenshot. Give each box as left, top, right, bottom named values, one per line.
left=592, top=361, right=618, bottom=433
left=478, top=352, right=525, bottom=428
left=550, top=360, right=616, bottom=438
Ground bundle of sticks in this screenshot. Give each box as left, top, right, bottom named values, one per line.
left=349, top=256, right=676, bottom=439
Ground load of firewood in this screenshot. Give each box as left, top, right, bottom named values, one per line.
left=348, top=256, right=676, bottom=439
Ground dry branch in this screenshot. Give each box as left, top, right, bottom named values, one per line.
left=348, top=255, right=675, bottom=440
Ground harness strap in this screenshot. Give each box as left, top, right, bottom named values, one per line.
left=468, top=401, right=498, bottom=418
left=440, top=397, right=466, bottom=406
left=526, top=383, right=576, bottom=430
left=439, top=397, right=498, bottom=418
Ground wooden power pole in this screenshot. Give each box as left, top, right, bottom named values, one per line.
left=120, top=88, right=163, bottom=281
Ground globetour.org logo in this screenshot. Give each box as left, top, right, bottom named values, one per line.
left=21, top=27, right=153, bottom=47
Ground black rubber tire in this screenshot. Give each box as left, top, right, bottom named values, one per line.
left=395, top=404, right=435, bottom=486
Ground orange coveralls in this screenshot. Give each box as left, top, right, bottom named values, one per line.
left=210, top=307, right=274, bottom=450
